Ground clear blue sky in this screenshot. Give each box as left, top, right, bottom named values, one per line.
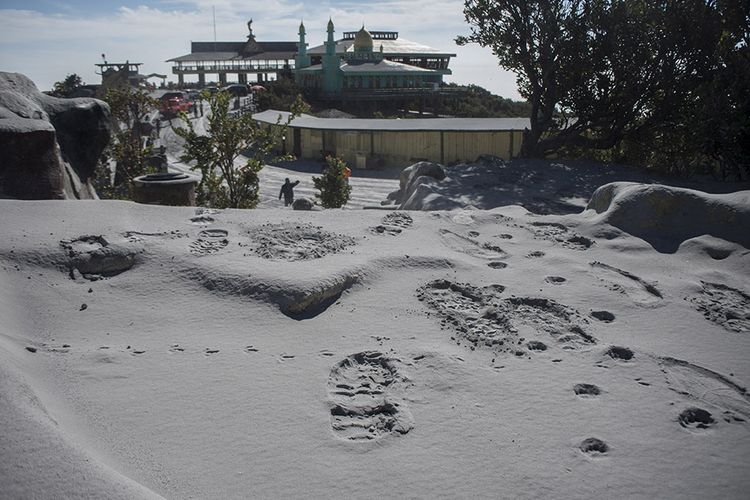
left=0, top=0, right=521, bottom=99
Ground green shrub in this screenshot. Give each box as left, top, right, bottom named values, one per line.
left=313, top=156, right=352, bottom=208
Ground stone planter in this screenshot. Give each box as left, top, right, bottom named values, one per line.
left=132, top=172, right=199, bottom=206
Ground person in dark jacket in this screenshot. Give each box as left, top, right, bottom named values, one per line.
left=279, top=178, right=300, bottom=206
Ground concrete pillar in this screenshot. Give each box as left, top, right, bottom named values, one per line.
left=198, top=73, right=205, bottom=87
left=238, top=73, right=247, bottom=84
left=178, top=73, right=184, bottom=86
left=219, top=73, right=227, bottom=85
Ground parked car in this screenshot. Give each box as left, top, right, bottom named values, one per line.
left=159, top=92, right=192, bottom=118
left=223, top=84, right=249, bottom=97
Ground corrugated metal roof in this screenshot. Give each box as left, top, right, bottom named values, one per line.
left=168, top=52, right=239, bottom=62
left=168, top=51, right=295, bottom=63
left=308, top=37, right=455, bottom=56
left=254, top=111, right=530, bottom=131
left=244, top=51, right=295, bottom=60
left=191, top=41, right=245, bottom=53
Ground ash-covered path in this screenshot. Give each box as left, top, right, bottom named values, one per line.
left=160, top=114, right=400, bottom=209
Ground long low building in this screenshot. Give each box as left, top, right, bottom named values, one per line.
left=253, top=110, right=530, bottom=168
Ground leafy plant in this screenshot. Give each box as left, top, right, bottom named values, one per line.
left=51, top=74, right=83, bottom=97
left=175, top=91, right=307, bottom=208
left=313, top=156, right=352, bottom=208
left=95, top=86, right=158, bottom=198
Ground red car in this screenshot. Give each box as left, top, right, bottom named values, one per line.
left=159, top=93, right=193, bottom=118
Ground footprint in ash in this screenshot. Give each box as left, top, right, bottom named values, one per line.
left=439, top=229, right=509, bottom=260
left=590, top=261, right=663, bottom=307
left=659, top=356, right=750, bottom=425
left=372, top=212, right=414, bottom=235
left=327, top=351, right=413, bottom=441
left=579, top=437, right=609, bottom=456
left=189, top=229, right=229, bottom=256
left=688, top=282, right=750, bottom=333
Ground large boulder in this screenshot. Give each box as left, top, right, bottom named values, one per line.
left=0, top=72, right=111, bottom=200
left=292, top=197, right=316, bottom=210
left=399, top=161, right=446, bottom=193
left=382, top=161, right=447, bottom=207
left=584, top=182, right=750, bottom=252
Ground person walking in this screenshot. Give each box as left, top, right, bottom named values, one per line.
left=279, top=178, right=300, bottom=206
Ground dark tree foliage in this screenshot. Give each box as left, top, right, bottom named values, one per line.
left=457, top=0, right=750, bottom=177
left=96, top=87, right=158, bottom=198
left=51, top=74, right=83, bottom=97
left=256, top=76, right=308, bottom=112
left=440, top=83, right=532, bottom=117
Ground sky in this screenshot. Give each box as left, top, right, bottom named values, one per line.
left=0, top=0, right=522, bottom=99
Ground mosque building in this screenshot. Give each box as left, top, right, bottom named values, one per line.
left=295, top=19, right=455, bottom=102
left=167, top=18, right=456, bottom=109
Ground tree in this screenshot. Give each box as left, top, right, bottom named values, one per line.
left=313, top=156, right=352, bottom=208
left=440, top=83, right=531, bottom=117
left=456, top=0, right=746, bottom=171
left=96, top=86, right=158, bottom=198
left=256, top=76, right=308, bottom=112
left=175, top=91, right=307, bottom=208
left=51, top=74, right=83, bottom=97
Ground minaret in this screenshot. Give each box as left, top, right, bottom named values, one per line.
left=322, top=17, right=339, bottom=94
left=295, top=21, right=311, bottom=84
left=325, top=18, right=335, bottom=55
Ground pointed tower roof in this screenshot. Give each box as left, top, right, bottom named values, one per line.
left=354, top=25, right=373, bottom=52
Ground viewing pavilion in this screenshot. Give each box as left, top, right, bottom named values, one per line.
left=167, top=20, right=297, bottom=86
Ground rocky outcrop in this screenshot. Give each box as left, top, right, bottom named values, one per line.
left=584, top=182, right=750, bottom=252
left=0, top=72, right=111, bottom=200
left=382, top=161, right=449, bottom=209
left=292, top=197, right=316, bottom=210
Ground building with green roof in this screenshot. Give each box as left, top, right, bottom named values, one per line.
left=295, top=19, right=456, bottom=103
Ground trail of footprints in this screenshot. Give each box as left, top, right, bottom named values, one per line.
left=48, top=216, right=750, bottom=452
left=415, top=274, right=749, bottom=453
